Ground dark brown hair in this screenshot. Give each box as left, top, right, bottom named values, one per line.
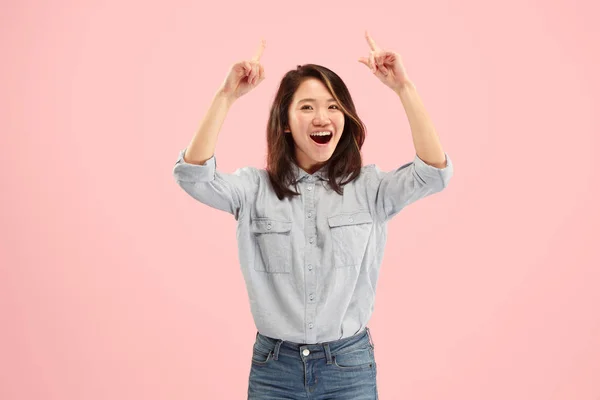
left=266, top=64, right=367, bottom=200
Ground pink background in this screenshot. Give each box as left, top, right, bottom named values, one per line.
left=1, top=0, right=599, bottom=398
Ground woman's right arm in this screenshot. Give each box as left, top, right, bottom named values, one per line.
left=173, top=40, right=267, bottom=220
left=183, top=90, right=235, bottom=166
left=184, top=39, right=266, bottom=164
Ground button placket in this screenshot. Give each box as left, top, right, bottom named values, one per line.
left=303, top=176, right=318, bottom=343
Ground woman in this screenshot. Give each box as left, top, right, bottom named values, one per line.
left=173, top=31, right=454, bottom=400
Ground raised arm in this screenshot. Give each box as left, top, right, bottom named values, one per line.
left=359, top=31, right=453, bottom=222
left=173, top=40, right=267, bottom=220
left=184, top=39, right=267, bottom=165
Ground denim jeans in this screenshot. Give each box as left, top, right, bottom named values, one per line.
left=248, top=327, right=378, bottom=399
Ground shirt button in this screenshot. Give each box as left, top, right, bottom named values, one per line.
left=307, top=212, right=312, bottom=218
left=309, top=323, right=314, bottom=329
left=308, top=264, right=313, bottom=270
left=307, top=176, right=313, bottom=181
left=267, top=224, right=272, bottom=229
left=307, top=185, right=313, bottom=191
left=309, top=294, right=314, bottom=300
left=302, top=349, right=310, bottom=356
left=309, top=238, right=314, bottom=244
left=349, top=217, right=353, bottom=222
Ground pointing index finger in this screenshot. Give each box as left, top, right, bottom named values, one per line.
left=365, top=30, right=379, bottom=51
left=252, top=39, right=266, bottom=62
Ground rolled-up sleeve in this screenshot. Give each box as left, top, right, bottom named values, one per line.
left=367, top=152, right=454, bottom=223
left=172, top=148, right=259, bottom=220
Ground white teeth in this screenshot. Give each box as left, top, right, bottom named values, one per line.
left=310, top=131, right=332, bottom=136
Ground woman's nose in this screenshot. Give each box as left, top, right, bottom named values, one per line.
left=313, top=111, right=330, bottom=125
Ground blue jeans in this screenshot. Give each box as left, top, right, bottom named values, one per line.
left=248, top=327, right=378, bottom=399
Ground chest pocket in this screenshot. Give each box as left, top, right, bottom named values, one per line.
left=251, top=218, right=292, bottom=274
left=328, top=211, right=373, bottom=268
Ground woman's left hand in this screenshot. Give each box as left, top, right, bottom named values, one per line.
left=358, top=31, right=411, bottom=92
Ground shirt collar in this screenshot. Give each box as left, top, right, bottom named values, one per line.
left=291, top=161, right=330, bottom=183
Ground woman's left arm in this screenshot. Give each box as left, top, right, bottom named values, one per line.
left=358, top=31, right=448, bottom=169
left=394, top=81, right=447, bottom=168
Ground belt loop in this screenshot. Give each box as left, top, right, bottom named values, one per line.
left=272, top=339, right=283, bottom=361
left=366, top=326, right=374, bottom=349
left=324, top=343, right=332, bottom=365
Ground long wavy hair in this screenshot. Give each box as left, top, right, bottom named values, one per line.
left=266, top=64, right=367, bottom=200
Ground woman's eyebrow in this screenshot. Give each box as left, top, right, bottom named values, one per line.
left=298, top=98, right=336, bottom=103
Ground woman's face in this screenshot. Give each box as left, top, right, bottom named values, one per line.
left=286, top=78, right=345, bottom=174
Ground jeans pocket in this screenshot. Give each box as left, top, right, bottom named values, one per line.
left=328, top=211, right=373, bottom=268
left=251, top=218, right=293, bottom=273
left=333, top=346, right=375, bottom=370
left=251, top=346, right=273, bottom=366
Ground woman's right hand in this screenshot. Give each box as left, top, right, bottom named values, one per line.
left=218, top=39, right=266, bottom=101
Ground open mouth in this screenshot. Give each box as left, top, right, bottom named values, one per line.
left=310, top=131, right=333, bottom=145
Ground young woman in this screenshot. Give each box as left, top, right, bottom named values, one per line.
left=173, top=32, right=454, bottom=400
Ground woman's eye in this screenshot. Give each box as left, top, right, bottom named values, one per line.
left=300, top=105, right=340, bottom=110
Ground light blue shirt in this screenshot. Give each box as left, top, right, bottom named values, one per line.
left=173, top=148, right=454, bottom=343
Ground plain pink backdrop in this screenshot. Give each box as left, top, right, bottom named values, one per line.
left=1, top=0, right=599, bottom=399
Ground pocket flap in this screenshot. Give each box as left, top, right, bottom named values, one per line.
left=328, top=211, right=373, bottom=228
left=251, top=218, right=292, bottom=233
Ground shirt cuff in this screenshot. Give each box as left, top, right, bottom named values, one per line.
left=413, top=152, right=454, bottom=187
left=172, top=148, right=216, bottom=183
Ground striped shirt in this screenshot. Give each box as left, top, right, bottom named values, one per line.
left=173, top=148, right=454, bottom=343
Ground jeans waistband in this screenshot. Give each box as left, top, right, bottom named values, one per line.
left=254, top=327, right=374, bottom=364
